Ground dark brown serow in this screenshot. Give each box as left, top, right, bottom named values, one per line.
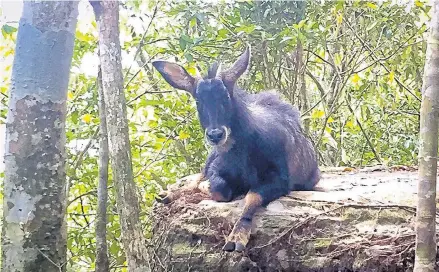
left=152, top=46, right=320, bottom=252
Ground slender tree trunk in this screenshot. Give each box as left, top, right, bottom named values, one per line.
left=1, top=1, right=78, bottom=271
left=95, top=63, right=109, bottom=272
left=90, top=1, right=150, bottom=271
left=414, top=1, right=439, bottom=271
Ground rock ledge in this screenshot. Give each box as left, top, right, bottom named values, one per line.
left=148, top=168, right=439, bottom=272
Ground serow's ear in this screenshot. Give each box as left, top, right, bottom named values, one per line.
left=221, top=46, right=251, bottom=91
left=152, top=60, right=197, bottom=94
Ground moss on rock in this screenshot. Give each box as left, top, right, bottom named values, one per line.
left=148, top=170, right=439, bottom=271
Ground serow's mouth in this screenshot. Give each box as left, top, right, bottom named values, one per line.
left=205, top=126, right=230, bottom=146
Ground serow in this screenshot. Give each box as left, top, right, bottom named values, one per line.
left=152, top=46, right=320, bottom=252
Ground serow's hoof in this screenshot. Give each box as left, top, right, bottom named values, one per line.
left=155, top=192, right=171, bottom=204
left=223, top=218, right=251, bottom=252
left=222, top=241, right=246, bottom=252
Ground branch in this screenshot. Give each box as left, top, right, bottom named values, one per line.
left=68, top=190, right=96, bottom=206
left=123, top=4, right=158, bottom=80
left=315, top=74, right=350, bottom=148
left=70, top=128, right=99, bottom=168
left=304, top=49, right=336, bottom=68
left=301, top=68, right=329, bottom=115
left=79, top=194, right=90, bottom=227
left=67, top=186, right=113, bottom=207
left=36, top=248, right=63, bottom=271
left=124, top=52, right=159, bottom=90
left=134, top=111, right=196, bottom=178
left=345, top=94, right=381, bottom=163
left=143, top=38, right=169, bottom=45
left=314, top=40, right=365, bottom=148
left=126, top=81, right=170, bottom=105
left=344, top=19, right=421, bottom=102
left=352, top=40, right=422, bottom=74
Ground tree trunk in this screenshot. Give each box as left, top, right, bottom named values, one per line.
left=95, top=63, right=109, bottom=272
left=414, top=1, right=439, bottom=271
left=1, top=1, right=78, bottom=271
left=90, top=1, right=150, bottom=271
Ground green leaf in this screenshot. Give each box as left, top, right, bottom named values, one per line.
left=181, top=34, right=192, bottom=43
left=366, top=21, right=378, bottom=31
left=1, top=25, right=17, bottom=38
left=179, top=131, right=190, bottom=139
left=311, top=109, right=325, bottom=119
left=109, top=241, right=120, bottom=255
left=280, top=36, right=294, bottom=44
left=235, top=24, right=256, bottom=34
left=148, top=120, right=158, bottom=128
left=366, top=2, right=378, bottom=9
left=297, top=19, right=306, bottom=29
left=184, top=52, right=193, bottom=62
left=218, top=29, right=228, bottom=38
left=71, top=111, right=79, bottom=125
left=179, top=37, right=187, bottom=50
left=334, top=53, right=342, bottom=66
left=345, top=120, right=355, bottom=129
left=75, top=31, right=94, bottom=42
left=153, top=142, right=163, bottom=150
left=189, top=17, right=197, bottom=28
left=195, top=13, right=206, bottom=24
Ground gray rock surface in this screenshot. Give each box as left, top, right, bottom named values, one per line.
left=148, top=168, right=439, bottom=272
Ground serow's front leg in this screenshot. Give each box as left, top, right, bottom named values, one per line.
left=156, top=173, right=208, bottom=204
left=222, top=191, right=262, bottom=252
left=222, top=182, right=289, bottom=252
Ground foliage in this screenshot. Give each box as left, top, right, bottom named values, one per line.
left=0, top=0, right=432, bottom=271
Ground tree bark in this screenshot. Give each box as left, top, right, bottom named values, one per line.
left=414, top=1, right=439, bottom=271
left=90, top=1, right=150, bottom=271
left=95, top=63, right=109, bottom=272
left=1, top=1, right=78, bottom=271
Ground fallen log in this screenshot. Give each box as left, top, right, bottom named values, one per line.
left=148, top=168, right=439, bottom=272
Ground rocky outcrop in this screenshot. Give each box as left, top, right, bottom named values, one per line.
left=148, top=168, right=439, bottom=272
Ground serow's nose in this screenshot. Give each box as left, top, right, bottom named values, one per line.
left=206, top=128, right=224, bottom=144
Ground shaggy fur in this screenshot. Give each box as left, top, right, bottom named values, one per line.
left=202, top=87, right=320, bottom=204
left=152, top=46, right=320, bottom=251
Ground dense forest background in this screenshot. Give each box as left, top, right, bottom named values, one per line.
left=0, top=0, right=431, bottom=270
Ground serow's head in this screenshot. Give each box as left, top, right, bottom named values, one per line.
left=152, top=46, right=250, bottom=146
